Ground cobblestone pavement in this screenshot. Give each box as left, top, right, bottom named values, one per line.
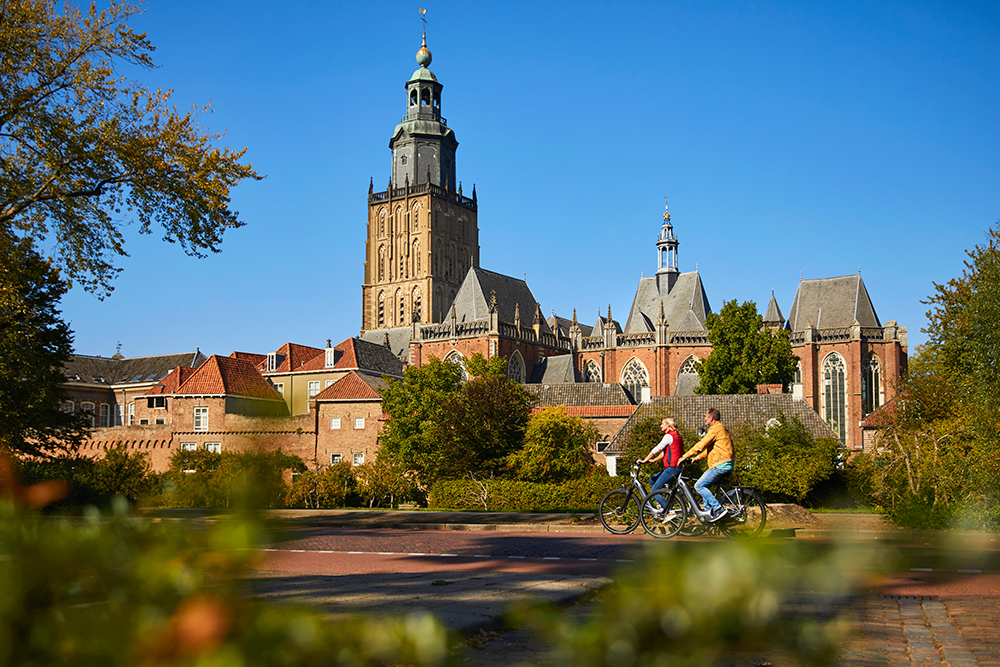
left=452, top=594, right=1000, bottom=666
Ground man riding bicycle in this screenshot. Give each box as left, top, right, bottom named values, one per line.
left=677, top=407, right=734, bottom=522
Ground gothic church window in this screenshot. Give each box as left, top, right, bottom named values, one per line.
left=584, top=360, right=602, bottom=383
left=444, top=351, right=468, bottom=381
left=413, top=240, right=420, bottom=274
left=823, top=353, right=847, bottom=443
left=620, top=358, right=649, bottom=402
left=378, top=292, right=385, bottom=327
left=507, top=351, right=525, bottom=383
left=862, top=354, right=882, bottom=416
left=378, top=246, right=385, bottom=281
left=412, top=288, right=422, bottom=322
left=397, top=289, right=405, bottom=325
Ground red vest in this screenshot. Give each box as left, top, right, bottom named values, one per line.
left=663, top=429, right=683, bottom=467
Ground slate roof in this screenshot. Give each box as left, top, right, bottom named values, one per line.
left=527, top=383, right=635, bottom=408
left=314, top=371, right=388, bottom=401
left=528, top=355, right=579, bottom=383
left=547, top=314, right=593, bottom=338
left=593, top=314, right=622, bottom=336
left=359, top=327, right=414, bottom=363
left=64, top=351, right=208, bottom=386
left=260, top=342, right=325, bottom=374
left=176, top=355, right=284, bottom=401
left=624, top=271, right=712, bottom=334
left=763, top=293, right=785, bottom=326
left=607, top=394, right=839, bottom=454
left=296, top=337, right=405, bottom=377
left=145, top=366, right=198, bottom=395
left=450, top=266, right=550, bottom=331
left=785, top=274, right=881, bottom=331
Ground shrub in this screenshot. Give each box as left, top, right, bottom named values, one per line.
left=428, top=474, right=618, bottom=512
left=507, top=406, right=601, bottom=483
left=160, top=450, right=305, bottom=509
left=285, top=462, right=356, bottom=508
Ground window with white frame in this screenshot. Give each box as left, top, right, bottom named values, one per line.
left=205, top=443, right=221, bottom=453
left=81, top=402, right=95, bottom=426
left=325, top=379, right=334, bottom=388
left=155, top=418, right=165, bottom=425
left=331, top=454, right=342, bottom=464
left=354, top=417, right=365, bottom=430
left=128, top=402, right=135, bottom=425
left=193, top=407, right=208, bottom=431
left=139, top=419, right=149, bottom=425
left=115, top=404, right=124, bottom=426
left=180, top=443, right=197, bottom=451
left=353, top=452, right=364, bottom=466
left=308, top=381, right=320, bottom=399
left=273, top=382, right=284, bottom=398
left=61, top=401, right=75, bottom=413
left=330, top=417, right=341, bottom=430
left=99, top=403, right=110, bottom=427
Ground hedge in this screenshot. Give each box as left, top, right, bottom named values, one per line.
left=428, top=474, right=620, bottom=512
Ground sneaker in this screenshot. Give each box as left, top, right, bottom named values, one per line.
left=707, top=508, right=727, bottom=523
left=661, top=510, right=678, bottom=523
left=650, top=506, right=665, bottom=517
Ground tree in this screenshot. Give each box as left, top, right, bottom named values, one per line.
left=731, top=416, right=841, bottom=503
left=507, top=406, right=599, bottom=484
left=0, top=231, right=88, bottom=457
left=1, top=0, right=262, bottom=296
left=695, top=300, right=798, bottom=395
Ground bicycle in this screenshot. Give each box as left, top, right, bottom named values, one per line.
left=598, top=462, right=654, bottom=534
left=638, top=464, right=767, bottom=539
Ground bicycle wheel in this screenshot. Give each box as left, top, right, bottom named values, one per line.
left=598, top=488, right=641, bottom=534
left=719, top=488, right=767, bottom=538
left=638, top=490, right=687, bottom=539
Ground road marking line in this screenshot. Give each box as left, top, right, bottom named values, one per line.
left=474, top=554, right=492, bottom=558
left=958, top=569, right=982, bottom=573
left=317, top=551, right=334, bottom=554
left=408, top=553, right=426, bottom=556
left=910, top=568, right=934, bottom=572
left=377, top=552, right=396, bottom=555
left=508, top=555, right=526, bottom=559
left=440, top=554, right=458, bottom=557
left=543, top=557, right=560, bottom=560
left=578, top=558, right=598, bottom=561
left=616, top=559, right=634, bottom=563
left=348, top=551, right=364, bottom=554
left=289, top=549, right=306, bottom=553
left=262, top=548, right=278, bottom=552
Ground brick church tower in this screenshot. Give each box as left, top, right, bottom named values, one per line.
left=362, top=30, right=480, bottom=332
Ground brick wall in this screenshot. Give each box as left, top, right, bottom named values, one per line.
left=316, top=400, right=384, bottom=470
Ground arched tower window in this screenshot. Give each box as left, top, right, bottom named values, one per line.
left=395, top=288, right=403, bottom=327
left=823, top=353, right=847, bottom=442
left=507, top=351, right=525, bottom=383
left=862, top=354, right=882, bottom=416
left=377, top=292, right=385, bottom=327
left=379, top=209, right=386, bottom=237
left=378, top=246, right=385, bottom=282
left=413, top=240, right=421, bottom=275
left=411, top=202, right=421, bottom=231
left=620, top=358, right=650, bottom=402
left=444, top=351, right=468, bottom=381
left=412, top=287, right=422, bottom=322
left=584, top=360, right=602, bottom=383
left=433, top=91, right=440, bottom=108
left=421, top=88, right=430, bottom=106
left=410, top=89, right=417, bottom=106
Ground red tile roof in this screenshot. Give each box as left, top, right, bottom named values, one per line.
left=230, top=351, right=267, bottom=366
left=145, top=366, right=198, bottom=395
left=176, top=355, right=284, bottom=400
left=531, top=405, right=637, bottom=418
left=314, top=371, right=385, bottom=401
left=860, top=396, right=899, bottom=429
left=260, top=342, right=325, bottom=374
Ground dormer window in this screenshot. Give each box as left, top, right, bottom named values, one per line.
left=266, top=352, right=277, bottom=372
left=325, top=347, right=336, bottom=368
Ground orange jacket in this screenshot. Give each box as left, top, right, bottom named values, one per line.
left=683, top=421, right=734, bottom=469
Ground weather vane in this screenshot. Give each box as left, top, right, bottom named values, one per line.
left=419, top=7, right=427, bottom=41
left=663, top=196, right=671, bottom=222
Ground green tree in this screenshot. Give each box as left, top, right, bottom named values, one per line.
left=732, top=416, right=842, bottom=503
left=354, top=453, right=416, bottom=508
left=695, top=300, right=798, bottom=395
left=89, top=444, right=157, bottom=504
left=507, top=406, right=600, bottom=484
left=0, top=232, right=88, bottom=457
left=0, top=0, right=262, bottom=296
left=285, top=462, right=356, bottom=508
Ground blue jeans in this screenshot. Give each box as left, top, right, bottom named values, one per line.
left=648, top=467, right=680, bottom=509
left=694, top=460, right=734, bottom=513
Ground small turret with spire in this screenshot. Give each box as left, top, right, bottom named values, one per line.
left=656, top=196, right=680, bottom=297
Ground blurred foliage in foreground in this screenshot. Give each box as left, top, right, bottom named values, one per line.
left=0, top=498, right=451, bottom=666
left=516, top=539, right=889, bottom=667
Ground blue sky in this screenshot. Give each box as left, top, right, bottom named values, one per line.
left=58, top=1, right=1000, bottom=359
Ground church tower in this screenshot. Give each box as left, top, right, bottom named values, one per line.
left=362, top=28, right=480, bottom=332
left=655, top=198, right=679, bottom=297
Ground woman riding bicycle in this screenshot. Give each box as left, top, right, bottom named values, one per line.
left=677, top=408, right=734, bottom=523
left=636, top=417, right=683, bottom=514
